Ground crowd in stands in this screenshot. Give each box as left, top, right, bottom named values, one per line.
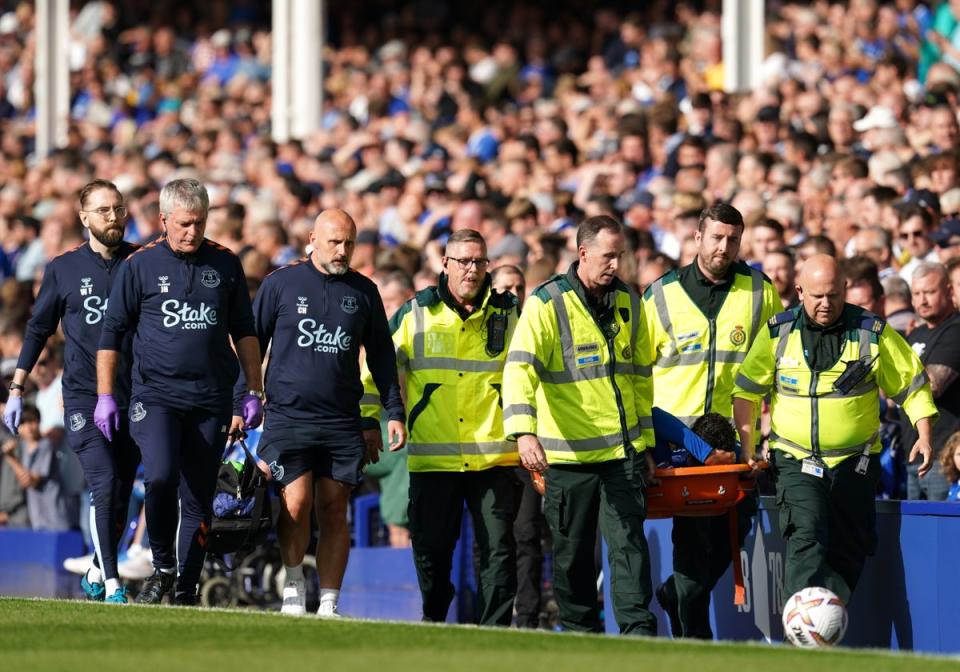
left=5, top=0, right=960, bottom=534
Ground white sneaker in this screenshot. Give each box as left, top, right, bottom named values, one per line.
left=280, top=580, right=306, bottom=616
left=63, top=553, right=95, bottom=576
left=316, top=600, right=341, bottom=618
left=118, top=546, right=155, bottom=581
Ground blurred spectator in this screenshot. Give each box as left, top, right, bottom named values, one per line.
left=941, top=431, right=960, bottom=501
left=881, top=275, right=917, bottom=335
left=898, top=207, right=940, bottom=284
left=902, top=262, right=960, bottom=501
left=0, top=423, right=28, bottom=528
left=762, top=247, right=798, bottom=309
left=1, top=405, right=77, bottom=531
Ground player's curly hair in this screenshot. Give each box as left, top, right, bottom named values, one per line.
left=691, top=412, right=736, bottom=454
left=940, top=431, right=960, bottom=484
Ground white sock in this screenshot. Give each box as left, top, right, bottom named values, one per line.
left=105, top=578, right=120, bottom=595
left=285, top=564, right=304, bottom=582
left=319, top=588, right=339, bottom=605
left=87, top=567, right=103, bottom=584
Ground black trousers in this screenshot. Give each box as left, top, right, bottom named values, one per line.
left=544, top=459, right=656, bottom=635
left=408, top=467, right=518, bottom=625
left=512, top=468, right=545, bottom=627
left=771, top=451, right=881, bottom=604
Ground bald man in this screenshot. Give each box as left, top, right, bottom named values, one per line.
left=235, top=209, right=406, bottom=616
left=732, top=255, right=936, bottom=608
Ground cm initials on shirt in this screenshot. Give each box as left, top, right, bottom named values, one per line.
left=161, top=299, right=219, bottom=329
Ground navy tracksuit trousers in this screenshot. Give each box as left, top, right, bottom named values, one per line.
left=129, top=401, right=229, bottom=597
left=65, top=407, right=140, bottom=582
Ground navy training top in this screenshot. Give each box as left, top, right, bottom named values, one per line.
left=18, top=241, right=139, bottom=410
left=99, top=236, right=256, bottom=413
left=237, top=258, right=405, bottom=429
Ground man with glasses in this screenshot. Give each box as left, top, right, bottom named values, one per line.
left=368, top=228, right=521, bottom=624
left=898, top=206, right=939, bottom=286
left=4, top=179, right=140, bottom=603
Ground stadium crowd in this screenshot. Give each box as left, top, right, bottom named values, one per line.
left=3, top=0, right=960, bottom=611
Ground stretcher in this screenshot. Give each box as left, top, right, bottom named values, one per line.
left=646, top=464, right=764, bottom=605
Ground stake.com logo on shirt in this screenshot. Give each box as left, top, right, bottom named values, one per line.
left=161, top=299, right=219, bottom=329
left=296, top=318, right=353, bottom=353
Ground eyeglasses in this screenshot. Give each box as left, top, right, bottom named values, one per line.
left=82, top=206, right=128, bottom=218
left=899, top=230, right=927, bottom=240
left=446, top=256, right=489, bottom=270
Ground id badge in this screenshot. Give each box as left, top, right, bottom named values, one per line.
left=801, top=458, right=825, bottom=478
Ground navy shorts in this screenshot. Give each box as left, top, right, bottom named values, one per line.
left=257, top=422, right=367, bottom=487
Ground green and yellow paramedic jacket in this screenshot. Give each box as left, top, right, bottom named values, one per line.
left=641, top=260, right=781, bottom=425
left=361, top=274, right=520, bottom=472
left=502, top=264, right=653, bottom=464
left=732, top=304, right=938, bottom=469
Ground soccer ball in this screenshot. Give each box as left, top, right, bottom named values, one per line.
left=782, top=586, right=848, bottom=648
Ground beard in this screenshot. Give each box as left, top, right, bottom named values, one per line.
left=701, top=252, right=733, bottom=278
left=321, top=259, right=350, bottom=275
left=89, top=222, right=124, bottom=247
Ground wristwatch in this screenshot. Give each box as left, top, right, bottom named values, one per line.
left=247, top=389, right=265, bottom=401
left=8, top=382, right=24, bottom=392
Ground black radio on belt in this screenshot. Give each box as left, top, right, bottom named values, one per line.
left=832, top=355, right=878, bottom=395
left=486, top=311, right=507, bottom=356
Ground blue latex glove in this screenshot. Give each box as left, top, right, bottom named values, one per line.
left=94, top=394, right=119, bottom=441
left=241, top=394, right=263, bottom=429
left=3, top=395, right=22, bottom=435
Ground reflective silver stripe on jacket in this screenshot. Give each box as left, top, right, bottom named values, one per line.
left=540, top=423, right=642, bottom=452
left=891, top=372, right=928, bottom=405
left=769, top=430, right=878, bottom=458
left=407, top=441, right=510, bottom=456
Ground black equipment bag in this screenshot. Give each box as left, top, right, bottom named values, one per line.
left=206, top=439, right=272, bottom=555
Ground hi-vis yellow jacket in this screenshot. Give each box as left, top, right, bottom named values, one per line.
left=361, top=275, right=520, bottom=472
left=733, top=305, right=938, bottom=469
left=502, top=271, right=652, bottom=464
left=641, top=262, right=781, bottom=425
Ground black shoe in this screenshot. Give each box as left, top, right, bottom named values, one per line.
left=135, top=570, right=176, bottom=605
left=656, top=583, right=682, bottom=637
left=173, top=591, right=197, bottom=606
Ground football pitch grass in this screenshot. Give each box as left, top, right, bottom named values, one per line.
left=1, top=597, right=956, bottom=672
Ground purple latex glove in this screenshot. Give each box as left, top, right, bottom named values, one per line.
left=94, top=394, right=119, bottom=441
left=3, top=395, right=22, bottom=435
left=241, top=393, right=263, bottom=429
left=3, top=394, right=23, bottom=436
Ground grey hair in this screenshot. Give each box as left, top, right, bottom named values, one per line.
left=913, top=261, right=949, bottom=286
left=159, top=178, right=209, bottom=216
left=881, top=276, right=912, bottom=305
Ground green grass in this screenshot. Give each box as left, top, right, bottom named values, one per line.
left=0, top=598, right=955, bottom=672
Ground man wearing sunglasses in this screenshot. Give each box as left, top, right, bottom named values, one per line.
left=365, top=228, right=521, bottom=625
left=898, top=206, right=939, bottom=287
left=4, top=179, right=140, bottom=604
